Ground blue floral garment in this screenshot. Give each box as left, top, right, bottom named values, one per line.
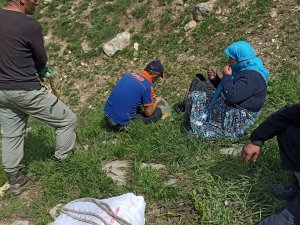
left=188, top=91, right=260, bottom=140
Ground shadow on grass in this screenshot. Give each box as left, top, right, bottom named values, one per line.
left=205, top=154, right=292, bottom=223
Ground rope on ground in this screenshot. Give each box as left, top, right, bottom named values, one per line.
left=61, top=198, right=132, bottom=225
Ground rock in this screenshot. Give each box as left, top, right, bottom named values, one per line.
left=0, top=182, right=10, bottom=197
left=183, top=20, right=197, bottom=31
left=10, top=221, right=29, bottom=225
left=103, top=32, right=131, bottom=57
left=269, top=8, right=278, bottom=18
left=193, top=1, right=215, bottom=22
left=220, top=144, right=244, bottom=156
left=43, top=33, right=53, bottom=46
left=164, top=178, right=179, bottom=186
left=133, top=42, right=139, bottom=51
left=81, top=40, right=91, bottom=53
left=125, top=10, right=133, bottom=19
left=141, top=163, right=166, bottom=170
left=47, top=223, right=54, bottom=225
left=102, top=160, right=132, bottom=186
left=175, top=0, right=184, bottom=6
left=44, top=0, right=52, bottom=5
left=49, top=203, right=63, bottom=219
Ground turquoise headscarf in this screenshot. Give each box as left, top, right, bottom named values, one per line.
left=224, top=40, right=269, bottom=83
left=206, top=40, right=269, bottom=112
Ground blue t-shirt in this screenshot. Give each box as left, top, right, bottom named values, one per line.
left=104, top=72, right=154, bottom=125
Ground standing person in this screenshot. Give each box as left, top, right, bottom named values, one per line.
left=242, top=103, right=300, bottom=225
left=174, top=40, right=269, bottom=140
left=0, top=0, right=77, bottom=195
left=104, top=60, right=164, bottom=131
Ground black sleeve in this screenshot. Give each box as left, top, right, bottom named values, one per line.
left=250, top=103, right=300, bottom=142
left=210, top=75, right=221, bottom=88
left=31, top=24, right=47, bottom=73
left=221, top=71, right=256, bottom=104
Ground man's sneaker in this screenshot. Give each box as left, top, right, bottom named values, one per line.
left=272, top=183, right=300, bottom=200
left=7, top=170, right=31, bottom=196
left=173, top=102, right=185, bottom=113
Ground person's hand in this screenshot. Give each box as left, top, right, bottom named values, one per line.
left=155, top=96, right=163, bottom=104
left=207, top=68, right=217, bottom=80
left=223, top=66, right=232, bottom=76
left=241, top=143, right=261, bottom=164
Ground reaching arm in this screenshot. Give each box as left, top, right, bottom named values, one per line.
left=241, top=103, right=300, bottom=164
left=144, top=96, right=162, bottom=117
left=250, top=103, right=300, bottom=143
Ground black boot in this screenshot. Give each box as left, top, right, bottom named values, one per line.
left=7, top=166, right=31, bottom=196
left=173, top=102, right=186, bottom=113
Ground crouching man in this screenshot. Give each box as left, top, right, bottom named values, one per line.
left=104, top=60, right=164, bottom=131
left=241, top=103, right=300, bottom=225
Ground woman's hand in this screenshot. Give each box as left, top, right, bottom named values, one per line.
left=223, top=65, right=232, bottom=76
left=207, top=68, right=217, bottom=80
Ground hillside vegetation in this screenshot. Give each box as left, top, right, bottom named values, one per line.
left=0, top=0, right=300, bottom=224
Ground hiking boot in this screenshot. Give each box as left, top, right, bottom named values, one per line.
left=7, top=169, right=31, bottom=196
left=272, top=183, right=300, bottom=200
left=173, top=102, right=186, bottom=113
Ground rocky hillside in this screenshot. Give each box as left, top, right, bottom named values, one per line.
left=34, top=0, right=300, bottom=112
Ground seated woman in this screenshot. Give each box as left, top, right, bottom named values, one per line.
left=175, top=40, right=269, bottom=140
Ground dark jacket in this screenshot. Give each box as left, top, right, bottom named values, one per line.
left=221, top=70, right=267, bottom=112
left=250, top=103, right=300, bottom=171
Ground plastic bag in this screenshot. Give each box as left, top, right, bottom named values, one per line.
left=158, top=98, right=171, bottom=119
left=54, top=193, right=146, bottom=225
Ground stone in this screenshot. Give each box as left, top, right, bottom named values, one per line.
left=10, top=221, right=29, bottom=225
left=44, top=0, right=52, bottom=5
left=125, top=10, right=133, bottom=19
left=175, top=0, right=184, bottom=6
left=49, top=203, right=63, bottom=219
left=43, top=32, right=53, bottom=46
left=164, top=178, right=179, bottom=186
left=269, top=8, right=278, bottom=18
left=220, top=144, right=244, bottom=156
left=141, top=163, right=166, bottom=170
left=103, top=32, right=131, bottom=57
left=47, top=223, right=54, bottom=225
left=0, top=182, right=10, bottom=197
left=183, top=20, right=197, bottom=31
left=102, top=160, right=132, bottom=186
left=133, top=42, right=139, bottom=51
left=193, top=1, right=215, bottom=22
left=81, top=40, right=91, bottom=53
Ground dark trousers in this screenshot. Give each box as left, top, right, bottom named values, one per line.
left=256, top=195, right=300, bottom=225
left=105, top=108, right=162, bottom=132
left=136, top=107, right=162, bottom=125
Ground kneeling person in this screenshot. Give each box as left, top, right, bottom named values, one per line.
left=104, top=60, right=164, bottom=131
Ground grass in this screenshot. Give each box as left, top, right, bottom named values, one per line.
left=0, top=0, right=300, bottom=224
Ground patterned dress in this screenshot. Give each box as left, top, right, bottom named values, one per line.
left=187, top=90, right=260, bottom=140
